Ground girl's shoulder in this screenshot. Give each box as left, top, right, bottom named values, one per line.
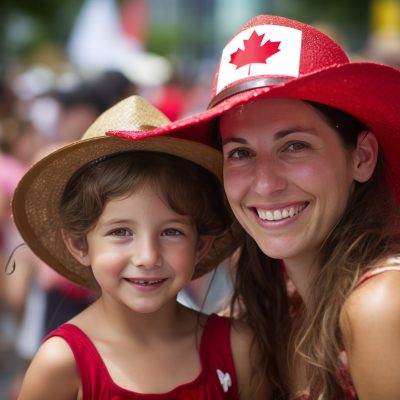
left=18, top=334, right=80, bottom=399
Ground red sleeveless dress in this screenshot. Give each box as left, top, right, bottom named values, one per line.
left=44, top=313, right=238, bottom=399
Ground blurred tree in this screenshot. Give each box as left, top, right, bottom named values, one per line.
left=0, top=0, right=375, bottom=76
left=280, top=0, right=372, bottom=51
left=0, top=0, right=82, bottom=74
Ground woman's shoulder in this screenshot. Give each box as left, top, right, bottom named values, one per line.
left=340, top=262, right=400, bottom=343
left=339, top=262, right=400, bottom=397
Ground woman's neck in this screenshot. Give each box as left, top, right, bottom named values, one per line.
left=283, top=254, right=319, bottom=304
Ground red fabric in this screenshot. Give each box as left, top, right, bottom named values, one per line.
left=55, top=278, right=95, bottom=301
left=357, top=266, right=400, bottom=286
left=44, top=314, right=238, bottom=399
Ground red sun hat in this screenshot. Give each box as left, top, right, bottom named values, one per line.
left=108, top=14, right=400, bottom=200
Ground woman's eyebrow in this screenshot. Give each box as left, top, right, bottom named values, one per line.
left=222, top=127, right=309, bottom=145
left=221, top=137, right=248, bottom=146
left=274, top=128, right=307, bottom=140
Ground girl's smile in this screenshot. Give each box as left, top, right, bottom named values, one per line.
left=82, top=183, right=209, bottom=314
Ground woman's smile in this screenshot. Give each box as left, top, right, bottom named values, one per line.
left=221, top=98, right=357, bottom=265
left=253, top=202, right=309, bottom=222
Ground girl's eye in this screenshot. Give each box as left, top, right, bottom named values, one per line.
left=225, top=148, right=253, bottom=159
left=110, top=228, right=131, bottom=237
left=161, top=228, right=182, bottom=237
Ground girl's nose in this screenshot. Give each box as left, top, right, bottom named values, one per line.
left=132, top=235, right=161, bottom=269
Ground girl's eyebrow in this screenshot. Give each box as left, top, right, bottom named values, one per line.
left=97, top=218, right=132, bottom=227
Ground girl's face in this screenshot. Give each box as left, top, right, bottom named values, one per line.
left=220, top=98, right=360, bottom=267
left=81, top=184, right=211, bottom=314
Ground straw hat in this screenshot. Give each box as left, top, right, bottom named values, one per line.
left=12, top=96, right=241, bottom=289
left=110, top=15, right=400, bottom=201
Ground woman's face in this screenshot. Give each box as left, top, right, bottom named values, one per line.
left=220, top=98, right=359, bottom=266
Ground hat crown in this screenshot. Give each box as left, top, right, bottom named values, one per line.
left=82, top=95, right=170, bottom=140
left=211, top=15, right=349, bottom=102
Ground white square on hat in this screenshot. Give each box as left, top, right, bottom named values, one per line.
left=216, top=25, right=302, bottom=95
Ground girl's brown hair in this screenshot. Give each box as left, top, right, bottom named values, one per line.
left=228, top=101, right=400, bottom=399
left=60, top=151, right=232, bottom=240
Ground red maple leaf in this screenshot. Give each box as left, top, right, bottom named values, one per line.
left=229, top=30, right=281, bottom=75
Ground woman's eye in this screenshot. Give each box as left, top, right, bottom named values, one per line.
left=161, top=228, right=182, bottom=237
left=286, top=142, right=307, bottom=152
left=226, top=148, right=252, bottom=159
left=110, top=228, right=131, bottom=237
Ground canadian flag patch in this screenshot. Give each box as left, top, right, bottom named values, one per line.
left=216, top=24, right=302, bottom=94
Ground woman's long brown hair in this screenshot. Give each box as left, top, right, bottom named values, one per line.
left=227, top=101, right=400, bottom=399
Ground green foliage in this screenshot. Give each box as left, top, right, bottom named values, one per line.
left=296, top=0, right=372, bottom=49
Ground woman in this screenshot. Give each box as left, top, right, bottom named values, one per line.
left=111, top=15, right=400, bottom=399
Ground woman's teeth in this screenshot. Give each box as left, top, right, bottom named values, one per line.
left=256, top=204, right=306, bottom=221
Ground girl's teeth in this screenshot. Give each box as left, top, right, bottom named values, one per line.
left=131, top=279, right=162, bottom=285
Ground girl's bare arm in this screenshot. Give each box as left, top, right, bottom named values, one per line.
left=17, top=336, right=80, bottom=400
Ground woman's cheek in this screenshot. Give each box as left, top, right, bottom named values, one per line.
left=223, top=168, right=248, bottom=215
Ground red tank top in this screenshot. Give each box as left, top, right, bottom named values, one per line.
left=44, top=313, right=238, bottom=399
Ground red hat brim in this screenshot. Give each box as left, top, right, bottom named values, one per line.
left=111, top=62, right=400, bottom=200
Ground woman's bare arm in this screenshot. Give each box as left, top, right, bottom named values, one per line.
left=340, top=271, right=400, bottom=400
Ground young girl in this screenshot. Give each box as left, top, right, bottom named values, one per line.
left=114, top=16, right=400, bottom=400
left=12, top=96, right=269, bottom=399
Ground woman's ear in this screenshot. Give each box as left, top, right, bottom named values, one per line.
left=61, top=229, right=90, bottom=266
left=353, top=130, right=379, bottom=183
left=195, top=236, right=215, bottom=264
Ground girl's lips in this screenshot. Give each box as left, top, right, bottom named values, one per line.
left=123, top=278, right=168, bottom=292
left=253, top=202, right=308, bottom=222
left=124, top=278, right=167, bottom=286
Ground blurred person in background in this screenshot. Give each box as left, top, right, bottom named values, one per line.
left=3, top=69, right=137, bottom=399
left=52, top=70, right=137, bottom=143
left=0, top=76, right=45, bottom=400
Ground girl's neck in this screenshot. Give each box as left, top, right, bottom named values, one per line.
left=85, top=296, right=198, bottom=344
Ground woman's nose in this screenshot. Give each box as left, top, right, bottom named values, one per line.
left=252, top=156, right=287, bottom=195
